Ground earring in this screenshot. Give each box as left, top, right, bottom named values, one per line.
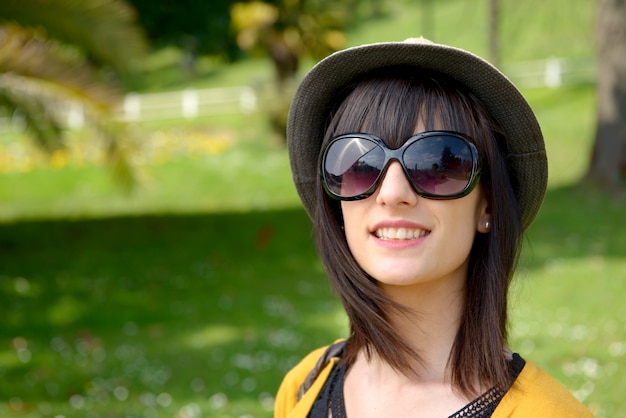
left=484, top=220, right=491, bottom=230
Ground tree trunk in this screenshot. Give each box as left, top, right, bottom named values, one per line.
left=421, top=0, right=434, bottom=40
left=488, top=0, right=499, bottom=67
left=585, top=0, right=626, bottom=191
left=266, top=31, right=299, bottom=88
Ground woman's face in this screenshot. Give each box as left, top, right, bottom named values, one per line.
left=341, top=127, right=490, bottom=293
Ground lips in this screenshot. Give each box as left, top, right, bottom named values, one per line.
left=374, top=227, right=430, bottom=240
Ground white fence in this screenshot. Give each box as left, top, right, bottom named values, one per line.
left=115, top=86, right=257, bottom=123
left=112, top=57, right=596, bottom=125
left=109, top=57, right=594, bottom=124
left=504, top=57, right=596, bottom=89
left=0, top=57, right=597, bottom=131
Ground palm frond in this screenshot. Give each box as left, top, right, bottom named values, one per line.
left=0, top=24, right=120, bottom=108
left=0, top=23, right=134, bottom=186
left=0, top=87, right=65, bottom=152
left=0, top=0, right=147, bottom=74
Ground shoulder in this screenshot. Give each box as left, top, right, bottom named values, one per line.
left=274, top=342, right=343, bottom=418
left=276, top=344, right=333, bottom=400
left=493, top=358, right=593, bottom=418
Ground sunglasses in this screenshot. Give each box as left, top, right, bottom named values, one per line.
left=320, top=131, right=482, bottom=200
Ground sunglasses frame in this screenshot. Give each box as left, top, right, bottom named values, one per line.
left=320, top=130, right=482, bottom=201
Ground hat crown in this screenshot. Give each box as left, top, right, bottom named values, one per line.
left=403, top=37, right=434, bottom=45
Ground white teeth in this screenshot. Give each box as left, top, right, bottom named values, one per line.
left=374, top=227, right=429, bottom=240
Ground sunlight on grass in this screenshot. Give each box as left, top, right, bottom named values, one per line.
left=47, top=296, right=86, bottom=327
left=183, top=325, right=241, bottom=349
left=510, top=183, right=626, bottom=418
left=0, top=124, right=299, bottom=221
left=0, top=127, right=235, bottom=174
left=0, top=210, right=333, bottom=417
left=509, top=255, right=626, bottom=417
left=0, top=345, right=24, bottom=371
left=123, top=46, right=274, bottom=93
left=300, top=305, right=349, bottom=339
left=345, top=0, right=593, bottom=63
left=523, top=84, right=596, bottom=187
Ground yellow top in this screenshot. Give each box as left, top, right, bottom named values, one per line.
left=274, top=344, right=593, bottom=418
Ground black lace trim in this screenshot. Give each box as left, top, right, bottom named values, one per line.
left=449, top=386, right=503, bottom=417
left=308, top=362, right=347, bottom=418
left=308, top=354, right=526, bottom=418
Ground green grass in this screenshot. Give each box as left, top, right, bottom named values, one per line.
left=524, top=83, right=597, bottom=187
left=122, top=48, right=275, bottom=93
left=0, top=112, right=297, bottom=220
left=0, top=209, right=342, bottom=417
left=513, top=186, right=626, bottom=417
left=343, top=0, right=594, bottom=61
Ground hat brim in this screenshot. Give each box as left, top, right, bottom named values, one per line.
left=287, top=39, right=547, bottom=229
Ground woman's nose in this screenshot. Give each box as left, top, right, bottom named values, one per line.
left=375, top=161, right=419, bottom=207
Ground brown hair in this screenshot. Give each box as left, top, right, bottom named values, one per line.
left=313, top=67, right=523, bottom=396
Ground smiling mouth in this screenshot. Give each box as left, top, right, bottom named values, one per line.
left=374, top=227, right=430, bottom=240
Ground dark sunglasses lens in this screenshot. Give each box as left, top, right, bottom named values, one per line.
left=324, top=137, right=384, bottom=197
left=403, top=135, right=474, bottom=196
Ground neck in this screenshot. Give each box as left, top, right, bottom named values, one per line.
left=378, top=274, right=466, bottom=382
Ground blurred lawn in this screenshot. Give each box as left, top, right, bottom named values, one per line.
left=0, top=209, right=341, bottom=417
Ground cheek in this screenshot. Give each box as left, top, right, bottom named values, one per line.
left=461, top=186, right=488, bottom=229
left=431, top=192, right=486, bottom=240
left=340, top=202, right=367, bottom=251
left=340, top=201, right=359, bottom=228
left=344, top=220, right=361, bottom=250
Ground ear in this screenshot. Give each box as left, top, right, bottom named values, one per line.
left=476, top=192, right=491, bottom=234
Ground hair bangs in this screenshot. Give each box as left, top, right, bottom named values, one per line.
left=325, top=67, right=496, bottom=154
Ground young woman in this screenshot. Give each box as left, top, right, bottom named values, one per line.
left=275, top=38, right=592, bottom=417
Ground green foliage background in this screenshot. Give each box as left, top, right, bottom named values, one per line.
left=1, top=1, right=625, bottom=417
